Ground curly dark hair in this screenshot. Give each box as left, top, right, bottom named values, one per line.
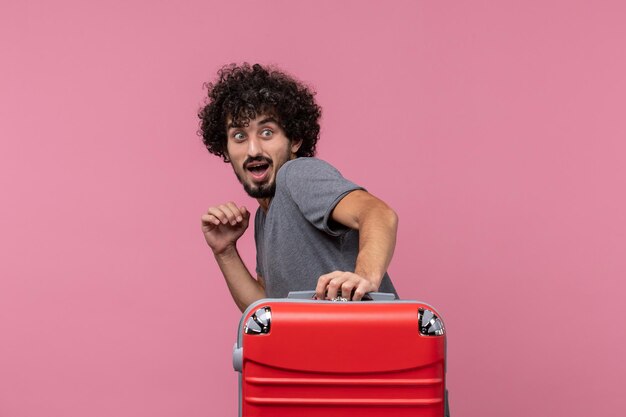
left=198, top=63, right=322, bottom=162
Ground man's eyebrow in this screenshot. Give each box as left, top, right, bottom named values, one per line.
left=258, top=117, right=279, bottom=126
left=226, top=117, right=279, bottom=131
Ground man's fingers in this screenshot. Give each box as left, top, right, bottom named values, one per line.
left=218, top=204, right=238, bottom=225
left=207, top=207, right=228, bottom=224
left=315, top=274, right=331, bottom=300
left=201, top=213, right=221, bottom=227
left=316, top=272, right=377, bottom=301
left=352, top=281, right=369, bottom=301
left=326, top=272, right=349, bottom=300
left=326, top=278, right=339, bottom=300
left=316, top=271, right=342, bottom=299
left=341, top=280, right=356, bottom=300
left=206, top=203, right=249, bottom=227
left=225, top=202, right=245, bottom=223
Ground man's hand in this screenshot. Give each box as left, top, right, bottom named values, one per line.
left=201, top=202, right=250, bottom=255
left=315, top=271, right=378, bottom=301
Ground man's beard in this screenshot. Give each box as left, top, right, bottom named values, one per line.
left=243, top=178, right=276, bottom=198
left=232, top=155, right=278, bottom=198
left=233, top=148, right=292, bottom=199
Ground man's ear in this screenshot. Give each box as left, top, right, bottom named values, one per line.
left=291, top=139, right=303, bottom=156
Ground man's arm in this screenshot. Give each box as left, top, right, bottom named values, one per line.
left=202, top=202, right=266, bottom=312
left=315, top=190, right=398, bottom=300
left=214, top=249, right=266, bottom=312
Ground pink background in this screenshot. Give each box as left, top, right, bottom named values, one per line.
left=1, top=1, right=624, bottom=416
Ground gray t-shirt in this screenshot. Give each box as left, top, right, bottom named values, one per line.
left=254, top=157, right=397, bottom=298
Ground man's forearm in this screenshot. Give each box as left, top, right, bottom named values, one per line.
left=214, top=246, right=265, bottom=312
left=354, top=207, right=398, bottom=289
left=319, top=190, right=398, bottom=300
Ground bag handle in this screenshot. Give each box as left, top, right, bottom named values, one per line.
left=287, top=290, right=397, bottom=301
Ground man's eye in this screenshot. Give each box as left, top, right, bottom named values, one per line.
left=233, top=132, right=245, bottom=141
left=260, top=129, right=273, bottom=137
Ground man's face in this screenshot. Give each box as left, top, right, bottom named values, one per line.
left=226, top=114, right=301, bottom=199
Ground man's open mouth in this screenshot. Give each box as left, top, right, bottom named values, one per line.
left=245, top=161, right=271, bottom=181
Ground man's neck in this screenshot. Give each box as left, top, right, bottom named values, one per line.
left=257, top=197, right=272, bottom=213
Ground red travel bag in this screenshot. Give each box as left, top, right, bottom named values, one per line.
left=233, top=292, right=449, bottom=417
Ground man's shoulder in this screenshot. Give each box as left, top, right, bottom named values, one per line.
left=283, top=156, right=335, bottom=169
left=278, top=157, right=340, bottom=182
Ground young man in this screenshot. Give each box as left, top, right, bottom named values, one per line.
left=199, top=63, right=398, bottom=312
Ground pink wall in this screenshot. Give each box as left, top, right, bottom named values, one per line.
left=1, top=1, right=624, bottom=416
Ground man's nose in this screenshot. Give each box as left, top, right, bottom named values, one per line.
left=246, top=136, right=263, bottom=157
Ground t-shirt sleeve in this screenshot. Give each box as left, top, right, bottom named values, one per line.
left=282, top=158, right=364, bottom=236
